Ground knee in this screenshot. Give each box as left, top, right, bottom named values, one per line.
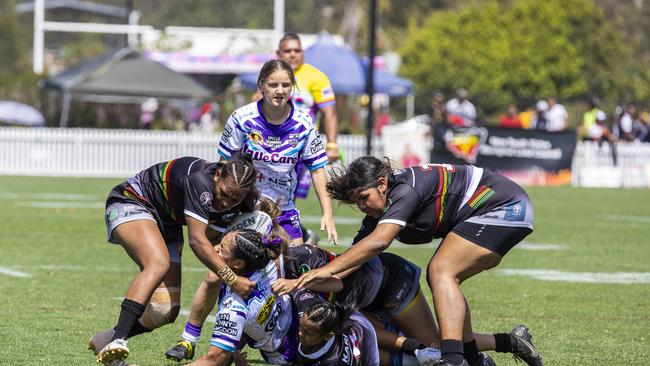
left=141, top=287, right=180, bottom=329
left=144, top=255, right=171, bottom=280
left=427, top=258, right=455, bottom=286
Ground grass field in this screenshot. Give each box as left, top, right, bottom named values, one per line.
left=1, top=175, right=649, bottom=365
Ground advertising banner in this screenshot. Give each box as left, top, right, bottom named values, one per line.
left=431, top=124, right=577, bottom=185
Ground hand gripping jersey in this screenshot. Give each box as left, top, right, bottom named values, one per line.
left=218, top=100, right=328, bottom=211
left=211, top=261, right=294, bottom=361
left=283, top=245, right=383, bottom=310
left=353, top=164, right=534, bottom=245
left=106, top=157, right=243, bottom=234
left=292, top=63, right=336, bottom=124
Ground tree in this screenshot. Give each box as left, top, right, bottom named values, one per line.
left=399, top=0, right=638, bottom=119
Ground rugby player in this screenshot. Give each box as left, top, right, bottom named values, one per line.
left=297, top=157, right=543, bottom=366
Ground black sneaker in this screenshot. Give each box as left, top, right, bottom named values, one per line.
left=509, top=325, right=543, bottom=366
left=469, top=353, right=496, bottom=366
left=165, top=340, right=195, bottom=362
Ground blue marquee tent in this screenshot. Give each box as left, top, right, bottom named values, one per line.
left=239, top=34, right=413, bottom=97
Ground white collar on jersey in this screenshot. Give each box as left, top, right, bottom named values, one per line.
left=298, top=335, right=336, bottom=359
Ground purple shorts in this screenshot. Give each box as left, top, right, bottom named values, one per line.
left=277, top=209, right=303, bottom=240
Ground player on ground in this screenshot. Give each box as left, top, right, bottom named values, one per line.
left=218, top=59, right=337, bottom=245
left=297, top=157, right=544, bottom=366
left=88, top=156, right=259, bottom=366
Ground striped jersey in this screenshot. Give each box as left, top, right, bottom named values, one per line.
left=354, top=164, right=533, bottom=244
left=211, top=261, right=293, bottom=355
left=218, top=100, right=328, bottom=211
left=119, top=157, right=241, bottom=228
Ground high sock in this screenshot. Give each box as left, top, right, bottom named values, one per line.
left=494, top=333, right=513, bottom=353
left=113, top=299, right=146, bottom=341
left=181, top=322, right=202, bottom=344
left=127, top=320, right=152, bottom=338
left=463, top=339, right=480, bottom=364
left=441, top=339, right=464, bottom=365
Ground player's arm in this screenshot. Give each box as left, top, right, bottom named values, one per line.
left=297, top=223, right=401, bottom=288
left=186, top=216, right=255, bottom=298
left=310, top=167, right=338, bottom=244
left=272, top=276, right=343, bottom=296
left=320, top=104, right=339, bottom=162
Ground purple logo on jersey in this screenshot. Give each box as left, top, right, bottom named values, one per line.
left=243, top=145, right=299, bottom=164
left=200, top=191, right=212, bottom=207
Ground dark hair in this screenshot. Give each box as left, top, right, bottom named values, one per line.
left=304, top=301, right=351, bottom=336
left=326, top=156, right=393, bottom=204
left=257, top=59, right=297, bottom=89
left=219, top=155, right=259, bottom=212
left=278, top=32, right=301, bottom=49
left=231, top=229, right=285, bottom=272
left=258, top=197, right=282, bottom=221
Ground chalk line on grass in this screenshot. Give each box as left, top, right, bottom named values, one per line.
left=499, top=269, right=650, bottom=284
left=0, top=266, right=33, bottom=278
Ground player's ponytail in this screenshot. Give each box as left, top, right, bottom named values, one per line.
left=327, top=156, right=393, bottom=204
left=231, top=228, right=287, bottom=272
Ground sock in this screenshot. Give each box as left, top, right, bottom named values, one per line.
left=494, top=333, right=512, bottom=353
left=401, top=338, right=426, bottom=356
left=463, top=339, right=480, bottom=364
left=113, top=299, right=146, bottom=340
left=127, top=320, right=152, bottom=338
left=181, top=322, right=202, bottom=344
left=440, top=339, right=464, bottom=365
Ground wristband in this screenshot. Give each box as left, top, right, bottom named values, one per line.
left=401, top=337, right=426, bottom=356
left=216, top=265, right=238, bottom=286
left=326, top=142, right=338, bottom=149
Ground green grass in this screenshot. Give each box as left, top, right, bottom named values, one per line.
left=0, top=176, right=649, bottom=365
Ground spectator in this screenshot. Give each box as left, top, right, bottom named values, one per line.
left=430, top=92, right=447, bottom=125
left=545, top=97, right=568, bottom=132
left=579, top=98, right=603, bottom=140
left=586, top=110, right=615, bottom=143
left=518, top=106, right=535, bottom=129
left=533, top=100, right=549, bottom=131
left=445, top=88, right=476, bottom=127
left=499, top=104, right=523, bottom=128
left=615, top=103, right=648, bottom=142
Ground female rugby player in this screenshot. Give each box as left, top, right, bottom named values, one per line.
left=217, top=59, right=337, bottom=246
left=297, top=157, right=543, bottom=366
left=89, top=156, right=258, bottom=366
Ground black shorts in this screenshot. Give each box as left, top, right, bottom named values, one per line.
left=366, top=252, right=421, bottom=316
left=452, top=221, right=532, bottom=256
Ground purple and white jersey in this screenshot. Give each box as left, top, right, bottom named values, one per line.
left=218, top=100, right=328, bottom=211
left=210, top=261, right=293, bottom=356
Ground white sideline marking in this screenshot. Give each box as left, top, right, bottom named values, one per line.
left=0, top=192, right=99, bottom=201
left=599, top=214, right=650, bottom=223
left=16, top=201, right=104, bottom=209
left=499, top=269, right=650, bottom=284
left=301, top=215, right=361, bottom=225
left=0, top=266, right=32, bottom=278
left=516, top=243, right=564, bottom=251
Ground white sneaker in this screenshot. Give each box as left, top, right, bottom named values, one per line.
left=414, top=347, right=442, bottom=366
left=97, top=338, right=129, bottom=365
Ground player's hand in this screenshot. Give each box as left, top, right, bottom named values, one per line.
left=231, top=276, right=256, bottom=298
left=234, top=350, right=248, bottom=366
left=296, top=267, right=333, bottom=289
left=272, top=278, right=299, bottom=296
left=320, top=214, right=338, bottom=245
left=326, top=147, right=339, bottom=163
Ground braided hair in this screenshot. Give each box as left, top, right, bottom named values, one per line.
left=220, top=155, right=259, bottom=212
left=231, top=229, right=286, bottom=272
left=303, top=301, right=351, bottom=336
left=326, top=156, right=393, bottom=204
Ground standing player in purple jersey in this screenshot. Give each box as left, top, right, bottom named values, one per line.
left=218, top=59, right=337, bottom=246
left=88, top=156, right=259, bottom=366
left=298, top=157, right=543, bottom=366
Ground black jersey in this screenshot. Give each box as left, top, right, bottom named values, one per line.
left=283, top=245, right=383, bottom=309
left=107, top=157, right=241, bottom=229
left=353, top=164, right=529, bottom=244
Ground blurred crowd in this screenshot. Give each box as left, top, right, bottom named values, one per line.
left=430, top=89, right=650, bottom=143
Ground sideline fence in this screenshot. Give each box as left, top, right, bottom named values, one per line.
left=1, top=127, right=649, bottom=187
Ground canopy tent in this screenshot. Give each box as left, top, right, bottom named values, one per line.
left=238, top=34, right=414, bottom=97
left=41, top=48, right=214, bottom=127
left=0, top=101, right=45, bottom=127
